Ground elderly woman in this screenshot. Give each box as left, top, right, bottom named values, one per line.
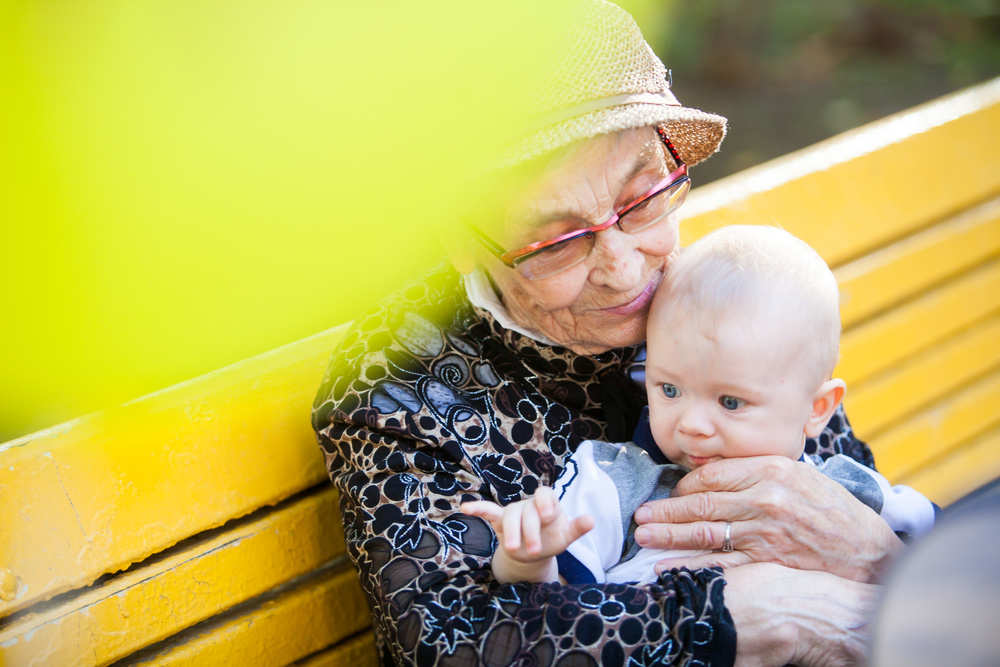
left=313, top=2, right=899, bottom=665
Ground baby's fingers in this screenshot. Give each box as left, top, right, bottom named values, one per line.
left=521, top=501, right=543, bottom=555
left=501, top=502, right=525, bottom=552
left=460, top=501, right=504, bottom=525
left=533, top=487, right=559, bottom=524
left=567, top=514, right=595, bottom=544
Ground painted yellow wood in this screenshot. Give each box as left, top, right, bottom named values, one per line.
left=837, top=260, right=1000, bottom=386
left=900, top=426, right=1000, bottom=507
left=836, top=197, right=1000, bottom=328
left=0, top=324, right=347, bottom=618
left=682, top=77, right=1000, bottom=267
left=294, top=633, right=378, bottom=667
left=845, top=314, right=1000, bottom=438
left=130, top=565, right=370, bottom=666
left=0, top=486, right=343, bottom=667
left=870, top=371, right=1000, bottom=483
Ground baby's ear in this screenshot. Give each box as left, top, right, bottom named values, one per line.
left=804, top=379, right=846, bottom=438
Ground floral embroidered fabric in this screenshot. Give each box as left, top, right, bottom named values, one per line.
left=312, top=262, right=873, bottom=666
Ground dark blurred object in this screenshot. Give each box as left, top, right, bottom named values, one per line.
left=657, top=0, right=1000, bottom=183
left=870, top=479, right=1000, bottom=667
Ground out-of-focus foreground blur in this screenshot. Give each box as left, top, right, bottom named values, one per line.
left=2, top=0, right=998, bottom=441
left=0, top=1, right=571, bottom=439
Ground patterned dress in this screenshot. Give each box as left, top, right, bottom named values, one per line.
left=312, top=263, right=873, bottom=667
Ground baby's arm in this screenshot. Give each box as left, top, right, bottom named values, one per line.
left=461, top=486, right=594, bottom=584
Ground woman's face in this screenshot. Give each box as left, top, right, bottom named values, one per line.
left=485, top=126, right=681, bottom=355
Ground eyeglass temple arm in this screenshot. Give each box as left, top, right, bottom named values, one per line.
left=462, top=219, right=512, bottom=264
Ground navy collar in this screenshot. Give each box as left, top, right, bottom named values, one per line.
left=631, top=406, right=671, bottom=465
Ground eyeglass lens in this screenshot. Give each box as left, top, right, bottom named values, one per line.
left=515, top=176, right=690, bottom=280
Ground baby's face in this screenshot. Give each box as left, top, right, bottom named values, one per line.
left=644, top=303, right=819, bottom=470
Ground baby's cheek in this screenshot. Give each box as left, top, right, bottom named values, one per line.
left=648, top=411, right=678, bottom=458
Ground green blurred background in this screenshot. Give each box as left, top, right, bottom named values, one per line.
left=655, top=0, right=1000, bottom=183
left=2, top=0, right=998, bottom=441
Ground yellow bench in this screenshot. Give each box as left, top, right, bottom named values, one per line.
left=2, top=76, right=999, bottom=665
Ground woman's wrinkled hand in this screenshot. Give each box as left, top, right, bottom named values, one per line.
left=632, top=456, right=904, bottom=583
left=724, top=562, right=880, bottom=667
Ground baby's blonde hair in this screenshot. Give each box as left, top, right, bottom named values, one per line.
left=652, top=225, right=842, bottom=388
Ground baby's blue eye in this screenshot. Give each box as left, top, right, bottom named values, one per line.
left=661, top=383, right=679, bottom=398
left=719, top=395, right=746, bottom=410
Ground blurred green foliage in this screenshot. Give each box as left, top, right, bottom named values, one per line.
left=651, top=0, right=1000, bottom=182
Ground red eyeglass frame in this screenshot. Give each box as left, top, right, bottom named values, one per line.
left=466, top=127, right=689, bottom=272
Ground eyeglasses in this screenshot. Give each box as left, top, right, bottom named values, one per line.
left=466, top=128, right=690, bottom=280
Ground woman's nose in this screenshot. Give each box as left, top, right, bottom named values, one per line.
left=588, top=225, right=643, bottom=289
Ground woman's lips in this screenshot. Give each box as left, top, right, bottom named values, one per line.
left=602, top=273, right=661, bottom=317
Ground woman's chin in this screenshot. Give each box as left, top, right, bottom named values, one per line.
left=560, top=313, right=648, bottom=355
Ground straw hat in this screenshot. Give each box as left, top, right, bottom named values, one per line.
left=498, top=0, right=727, bottom=168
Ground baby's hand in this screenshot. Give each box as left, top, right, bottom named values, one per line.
left=461, top=487, right=594, bottom=563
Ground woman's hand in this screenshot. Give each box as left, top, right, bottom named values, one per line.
left=632, top=456, right=904, bottom=583
left=724, top=562, right=880, bottom=667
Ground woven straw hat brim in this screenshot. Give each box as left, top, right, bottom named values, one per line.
left=497, top=101, right=727, bottom=169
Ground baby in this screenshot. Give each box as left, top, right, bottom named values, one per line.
left=462, top=225, right=936, bottom=585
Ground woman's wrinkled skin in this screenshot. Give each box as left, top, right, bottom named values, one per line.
left=635, top=456, right=904, bottom=584
left=725, top=563, right=879, bottom=667
left=485, top=126, right=679, bottom=355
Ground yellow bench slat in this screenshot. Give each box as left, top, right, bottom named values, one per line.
left=836, top=197, right=1000, bottom=328
left=845, top=313, right=1000, bottom=437
left=837, top=259, right=1000, bottom=386
left=0, top=485, right=343, bottom=667
left=0, top=325, right=346, bottom=618
left=293, top=633, right=378, bottom=667
left=870, top=369, right=1000, bottom=483
left=128, top=564, right=370, bottom=666
left=900, top=425, right=1000, bottom=507
left=682, top=78, right=1000, bottom=267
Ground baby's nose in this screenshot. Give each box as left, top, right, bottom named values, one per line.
left=678, top=403, right=715, bottom=438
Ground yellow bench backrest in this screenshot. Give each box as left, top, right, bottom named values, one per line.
left=2, top=77, right=999, bottom=665
left=682, top=77, right=1000, bottom=505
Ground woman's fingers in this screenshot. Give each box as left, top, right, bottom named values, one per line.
left=635, top=518, right=737, bottom=551
left=635, top=455, right=904, bottom=583
left=635, top=457, right=794, bottom=526
left=672, top=456, right=783, bottom=496
left=634, top=493, right=756, bottom=536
